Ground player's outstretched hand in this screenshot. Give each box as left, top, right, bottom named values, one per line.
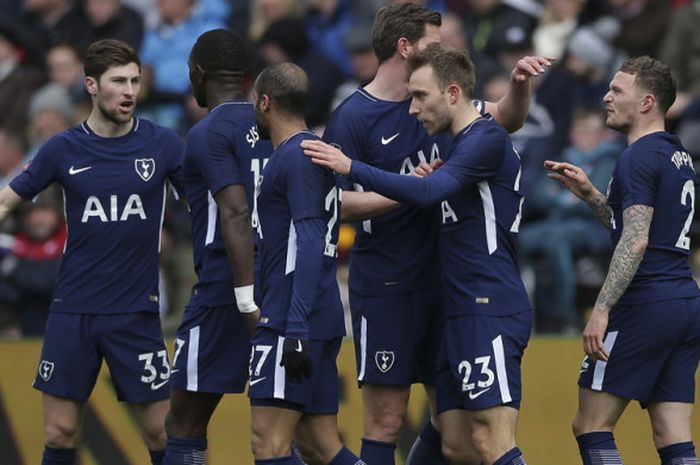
left=583, top=307, right=609, bottom=361
left=281, top=338, right=313, bottom=383
left=544, top=160, right=596, bottom=202
left=242, top=309, right=260, bottom=337
left=511, top=56, right=555, bottom=82
left=413, top=159, right=444, bottom=177
left=300, top=140, right=352, bottom=176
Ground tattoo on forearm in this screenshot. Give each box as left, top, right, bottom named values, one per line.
left=588, top=192, right=614, bottom=230
left=595, top=205, right=653, bottom=309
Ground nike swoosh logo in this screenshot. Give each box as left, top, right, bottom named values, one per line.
left=150, top=379, right=169, bottom=390
left=381, top=133, right=400, bottom=145
left=249, top=377, right=266, bottom=386
left=295, top=340, right=303, bottom=353
left=170, top=369, right=180, bottom=374
left=468, top=387, right=492, bottom=400
left=69, top=166, right=92, bottom=175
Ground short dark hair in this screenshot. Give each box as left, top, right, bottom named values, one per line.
left=407, top=43, right=475, bottom=98
left=190, top=28, right=247, bottom=75
left=255, top=62, right=308, bottom=117
left=619, top=56, right=677, bottom=115
left=83, top=39, right=140, bottom=80
left=372, top=3, right=442, bottom=64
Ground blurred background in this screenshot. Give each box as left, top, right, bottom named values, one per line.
left=1, top=0, right=700, bottom=463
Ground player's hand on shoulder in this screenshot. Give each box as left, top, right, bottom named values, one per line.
left=300, top=140, right=352, bottom=176
left=544, top=160, right=595, bottom=202
left=511, top=56, right=554, bottom=82
left=280, top=337, right=313, bottom=383
left=412, top=159, right=444, bottom=178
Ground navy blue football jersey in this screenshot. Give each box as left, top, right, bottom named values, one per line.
left=183, top=102, right=272, bottom=307
left=324, top=89, right=484, bottom=296
left=10, top=119, right=184, bottom=313
left=607, top=131, right=700, bottom=305
left=256, top=131, right=345, bottom=339
left=348, top=117, right=530, bottom=317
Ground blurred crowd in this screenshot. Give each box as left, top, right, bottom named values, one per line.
left=1, top=0, right=699, bottom=338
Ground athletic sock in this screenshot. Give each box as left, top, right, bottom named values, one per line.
left=405, top=421, right=449, bottom=465
left=149, top=449, right=165, bottom=465
left=576, top=431, right=623, bottom=465
left=361, top=438, right=396, bottom=465
left=41, top=446, right=76, bottom=465
left=329, top=446, right=366, bottom=465
left=162, top=437, right=207, bottom=465
left=658, top=442, right=699, bottom=465
left=493, top=447, right=527, bottom=465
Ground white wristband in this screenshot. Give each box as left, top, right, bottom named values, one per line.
left=234, top=285, right=257, bottom=314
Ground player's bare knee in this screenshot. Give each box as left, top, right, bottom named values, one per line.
left=251, top=429, right=290, bottom=459
left=366, top=408, right=405, bottom=442
left=45, top=421, right=79, bottom=448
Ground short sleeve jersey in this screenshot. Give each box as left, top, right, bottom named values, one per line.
left=607, top=131, right=700, bottom=305
left=10, top=118, right=184, bottom=313
left=183, top=102, right=272, bottom=307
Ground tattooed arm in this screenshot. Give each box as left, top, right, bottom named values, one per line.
left=583, top=204, right=653, bottom=361
left=544, top=160, right=614, bottom=230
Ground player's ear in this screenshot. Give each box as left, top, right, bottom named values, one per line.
left=447, top=83, right=459, bottom=104
left=85, top=76, right=98, bottom=96
left=397, top=37, right=410, bottom=59
left=640, top=93, right=656, bottom=114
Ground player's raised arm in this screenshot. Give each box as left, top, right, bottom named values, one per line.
left=544, top=160, right=614, bottom=230
left=0, top=186, right=24, bottom=222
left=485, top=55, right=554, bottom=133
left=215, top=185, right=259, bottom=335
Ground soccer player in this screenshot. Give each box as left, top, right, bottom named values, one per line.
left=0, top=39, right=184, bottom=465
left=303, top=43, right=532, bottom=465
left=248, top=62, right=363, bottom=465
left=162, top=29, right=273, bottom=465
left=545, top=57, right=700, bottom=465
left=321, top=3, right=550, bottom=465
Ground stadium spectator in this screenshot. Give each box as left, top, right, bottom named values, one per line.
left=45, top=43, right=89, bottom=110
left=80, top=0, right=145, bottom=52
left=21, top=0, right=88, bottom=62
left=331, top=22, right=379, bottom=111
left=532, top=0, right=583, bottom=60
left=0, top=130, right=27, bottom=189
left=248, top=0, right=303, bottom=41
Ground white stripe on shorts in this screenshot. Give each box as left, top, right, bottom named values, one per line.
left=492, top=335, right=512, bottom=404
left=187, top=326, right=200, bottom=391
left=591, top=331, right=619, bottom=391
left=358, top=316, right=368, bottom=381
left=274, top=335, right=286, bottom=399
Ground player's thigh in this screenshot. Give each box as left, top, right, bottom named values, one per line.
left=250, top=405, right=303, bottom=458
left=350, top=288, right=441, bottom=386
left=438, top=409, right=473, bottom=455
left=438, top=310, right=532, bottom=412
left=43, top=393, right=84, bottom=445
left=34, top=313, right=102, bottom=401
left=361, top=384, right=411, bottom=426
left=578, top=299, right=694, bottom=406
left=167, top=388, right=223, bottom=434
left=249, top=330, right=341, bottom=415
left=98, top=312, right=171, bottom=403
left=170, top=305, right=250, bottom=394
left=573, top=388, right=629, bottom=434
left=129, top=398, right=169, bottom=447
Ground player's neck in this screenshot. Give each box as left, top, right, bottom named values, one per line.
left=363, top=60, right=410, bottom=101
left=451, top=103, right=483, bottom=137
left=86, top=112, right=134, bottom=138
left=206, top=82, right=246, bottom=111
left=270, top=116, right=308, bottom=149
left=627, top=117, right=666, bottom=145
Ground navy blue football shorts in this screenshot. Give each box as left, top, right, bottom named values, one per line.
left=33, top=312, right=170, bottom=402
left=578, top=296, right=700, bottom=408
left=248, top=328, right=341, bottom=414
left=170, top=305, right=251, bottom=394
left=350, top=286, right=442, bottom=387
left=436, top=309, right=532, bottom=413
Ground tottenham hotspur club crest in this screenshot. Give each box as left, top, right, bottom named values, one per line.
left=135, top=158, right=155, bottom=181
left=375, top=350, right=395, bottom=373
left=39, top=360, right=54, bottom=381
